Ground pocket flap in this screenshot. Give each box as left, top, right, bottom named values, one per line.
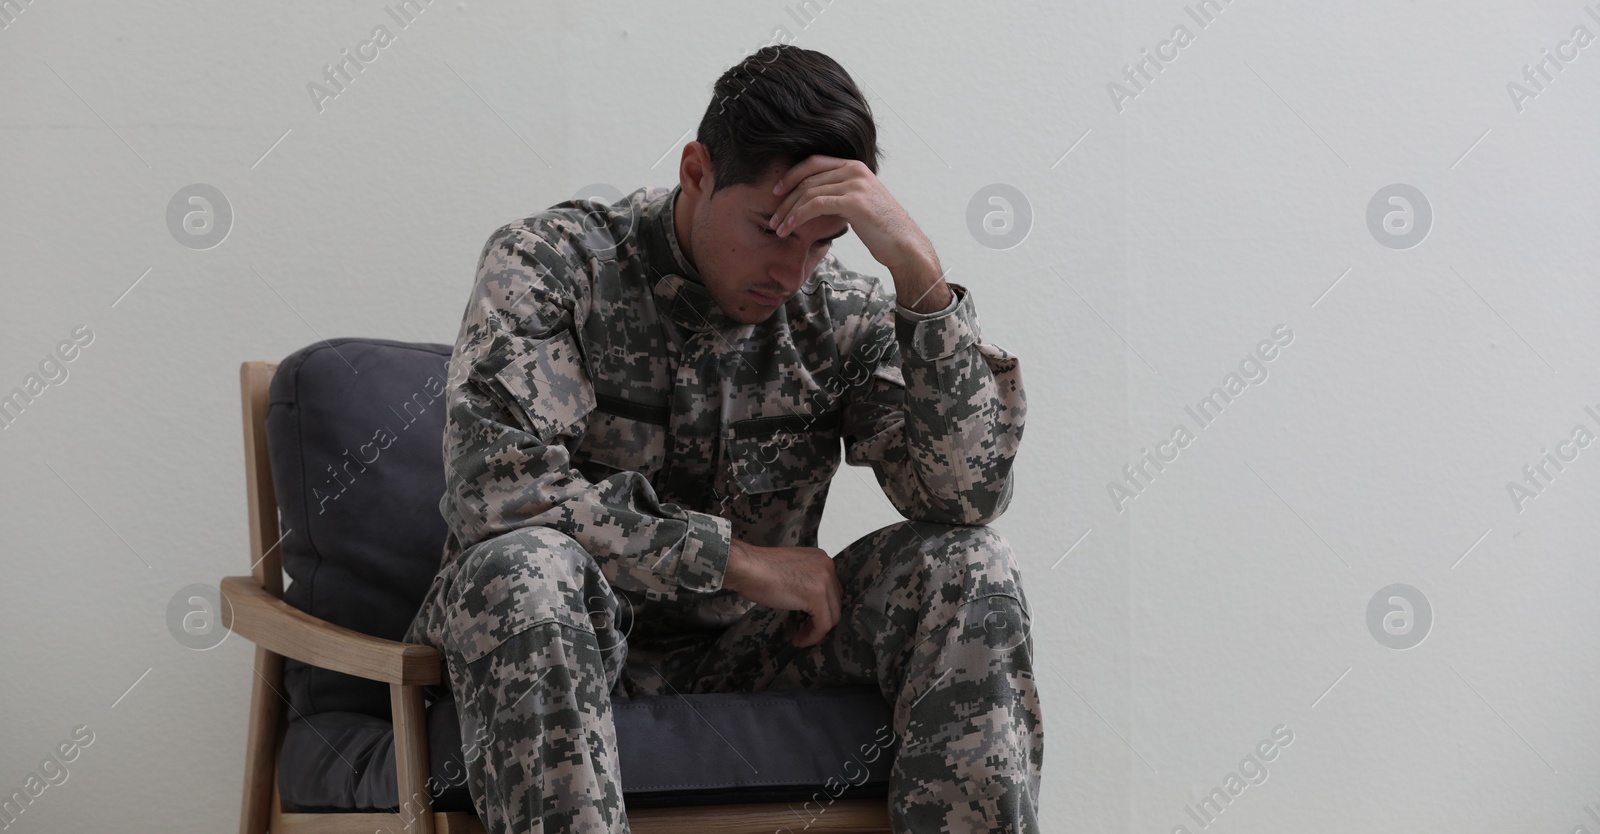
left=484, top=329, right=596, bottom=443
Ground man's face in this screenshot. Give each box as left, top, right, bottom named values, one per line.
left=678, top=149, right=851, bottom=325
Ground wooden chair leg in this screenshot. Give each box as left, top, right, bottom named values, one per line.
left=391, top=683, right=436, bottom=834
left=239, top=646, right=284, bottom=834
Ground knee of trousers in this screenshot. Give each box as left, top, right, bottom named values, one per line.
left=886, top=521, right=1021, bottom=586
left=443, top=525, right=623, bottom=665
left=853, top=521, right=1030, bottom=623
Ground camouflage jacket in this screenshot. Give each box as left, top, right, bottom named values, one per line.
left=406, top=184, right=1025, bottom=645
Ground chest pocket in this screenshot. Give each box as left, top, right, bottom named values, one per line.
left=727, top=411, right=844, bottom=495
left=578, top=394, right=669, bottom=478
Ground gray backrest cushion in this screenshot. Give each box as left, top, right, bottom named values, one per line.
left=265, top=338, right=454, bottom=718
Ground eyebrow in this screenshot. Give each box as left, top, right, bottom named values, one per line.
left=753, top=210, right=849, bottom=242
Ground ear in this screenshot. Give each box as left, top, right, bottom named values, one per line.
left=679, top=142, right=713, bottom=201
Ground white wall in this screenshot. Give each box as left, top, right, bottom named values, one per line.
left=2, top=1, right=1597, bottom=831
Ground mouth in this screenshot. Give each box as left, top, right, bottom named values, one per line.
left=748, top=288, right=786, bottom=306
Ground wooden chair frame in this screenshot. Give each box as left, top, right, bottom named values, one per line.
left=222, top=361, right=892, bottom=834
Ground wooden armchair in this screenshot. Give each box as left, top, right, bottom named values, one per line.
left=221, top=347, right=895, bottom=834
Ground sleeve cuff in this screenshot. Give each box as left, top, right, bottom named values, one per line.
left=894, top=283, right=980, bottom=362
left=894, top=289, right=959, bottom=321
left=674, top=509, right=733, bottom=594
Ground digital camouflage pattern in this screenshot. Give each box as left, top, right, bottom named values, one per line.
left=403, top=183, right=1040, bottom=832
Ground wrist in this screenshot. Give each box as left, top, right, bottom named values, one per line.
left=725, top=539, right=751, bottom=594
left=889, top=250, right=948, bottom=314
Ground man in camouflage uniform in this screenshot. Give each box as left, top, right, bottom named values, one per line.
left=404, top=45, right=1041, bottom=833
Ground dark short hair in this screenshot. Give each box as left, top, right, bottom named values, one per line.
left=695, top=45, right=880, bottom=194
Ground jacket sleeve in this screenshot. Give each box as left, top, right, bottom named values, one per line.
left=440, top=218, right=732, bottom=601
left=838, top=281, right=1025, bottom=525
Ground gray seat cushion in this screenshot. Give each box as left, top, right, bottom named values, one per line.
left=263, top=338, right=895, bottom=812
left=278, top=687, right=894, bottom=812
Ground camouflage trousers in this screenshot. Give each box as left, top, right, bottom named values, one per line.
left=432, top=520, right=1043, bottom=833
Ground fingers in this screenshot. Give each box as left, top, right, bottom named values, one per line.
left=771, top=167, right=857, bottom=235
left=798, top=572, right=845, bottom=648
left=770, top=166, right=851, bottom=221
left=794, top=606, right=830, bottom=647
left=775, top=187, right=852, bottom=238
left=793, top=617, right=820, bottom=647
left=791, top=590, right=842, bottom=648
left=771, top=154, right=848, bottom=197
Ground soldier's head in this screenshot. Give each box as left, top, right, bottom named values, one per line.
left=674, top=45, right=880, bottom=324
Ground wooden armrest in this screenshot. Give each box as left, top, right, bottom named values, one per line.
left=220, top=576, right=441, bottom=686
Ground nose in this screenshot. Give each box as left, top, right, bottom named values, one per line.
left=770, top=243, right=812, bottom=290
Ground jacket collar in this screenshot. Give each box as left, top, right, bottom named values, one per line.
left=645, top=184, right=740, bottom=333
